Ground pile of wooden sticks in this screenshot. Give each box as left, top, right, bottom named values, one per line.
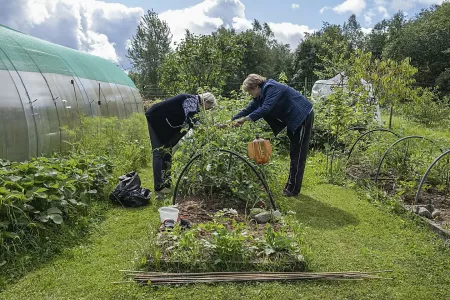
left=122, top=270, right=392, bottom=286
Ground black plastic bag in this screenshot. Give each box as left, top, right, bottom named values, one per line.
left=109, top=171, right=151, bottom=207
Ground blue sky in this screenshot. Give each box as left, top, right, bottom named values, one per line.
left=105, top=0, right=436, bottom=30
left=0, top=0, right=445, bottom=68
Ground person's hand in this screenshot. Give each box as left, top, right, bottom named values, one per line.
left=233, top=117, right=248, bottom=127
left=217, top=120, right=232, bottom=129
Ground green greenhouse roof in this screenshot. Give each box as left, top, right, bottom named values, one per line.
left=0, top=24, right=136, bottom=87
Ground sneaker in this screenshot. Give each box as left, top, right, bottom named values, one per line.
left=160, top=187, right=172, bottom=194
left=282, top=189, right=298, bottom=197
left=155, top=187, right=171, bottom=194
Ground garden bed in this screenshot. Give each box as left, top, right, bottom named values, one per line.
left=146, top=196, right=306, bottom=273
left=346, top=166, right=450, bottom=233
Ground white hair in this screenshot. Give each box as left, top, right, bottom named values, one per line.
left=200, top=92, right=217, bottom=109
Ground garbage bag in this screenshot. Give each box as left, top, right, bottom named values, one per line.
left=109, top=171, right=151, bottom=207
left=122, top=187, right=151, bottom=208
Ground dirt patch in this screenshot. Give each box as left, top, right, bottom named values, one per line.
left=174, top=196, right=282, bottom=234
left=346, top=167, right=450, bottom=231
left=407, top=189, right=450, bottom=230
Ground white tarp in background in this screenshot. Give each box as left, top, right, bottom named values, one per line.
left=311, top=73, right=382, bottom=123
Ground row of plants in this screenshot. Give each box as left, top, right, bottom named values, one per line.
left=0, top=113, right=151, bottom=287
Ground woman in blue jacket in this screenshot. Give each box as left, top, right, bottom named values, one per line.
left=232, top=74, right=314, bottom=197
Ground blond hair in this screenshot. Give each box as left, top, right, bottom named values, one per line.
left=243, top=74, right=266, bottom=91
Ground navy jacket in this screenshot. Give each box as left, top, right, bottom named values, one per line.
left=232, top=79, right=313, bottom=135
left=145, top=94, right=199, bottom=145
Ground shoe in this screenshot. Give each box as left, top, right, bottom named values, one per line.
left=160, top=187, right=171, bottom=194
left=282, top=189, right=298, bottom=197
left=155, top=187, right=171, bottom=194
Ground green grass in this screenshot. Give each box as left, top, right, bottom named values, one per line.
left=2, top=156, right=450, bottom=300
left=384, top=114, right=450, bottom=145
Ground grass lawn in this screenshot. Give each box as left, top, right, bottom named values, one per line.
left=2, top=152, right=450, bottom=300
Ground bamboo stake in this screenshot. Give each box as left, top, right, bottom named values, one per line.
left=125, top=270, right=393, bottom=286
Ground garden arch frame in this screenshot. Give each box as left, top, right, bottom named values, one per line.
left=172, top=149, right=276, bottom=210
left=374, top=136, right=444, bottom=185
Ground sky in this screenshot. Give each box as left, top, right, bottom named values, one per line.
left=0, top=0, right=446, bottom=70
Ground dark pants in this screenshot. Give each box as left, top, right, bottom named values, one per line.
left=285, top=110, right=314, bottom=195
left=147, top=123, right=185, bottom=191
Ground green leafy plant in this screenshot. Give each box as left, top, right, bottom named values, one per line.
left=149, top=213, right=306, bottom=272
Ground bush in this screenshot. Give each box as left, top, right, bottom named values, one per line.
left=1, top=113, right=152, bottom=286
left=0, top=154, right=112, bottom=274
left=402, top=88, right=450, bottom=126
left=63, top=113, right=151, bottom=180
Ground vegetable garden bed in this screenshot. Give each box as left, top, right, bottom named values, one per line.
left=145, top=196, right=306, bottom=273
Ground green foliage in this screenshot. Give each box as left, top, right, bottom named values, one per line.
left=383, top=2, right=450, bottom=95
left=158, top=29, right=244, bottom=95
left=0, top=154, right=112, bottom=269
left=127, top=9, right=172, bottom=98
left=172, top=96, right=281, bottom=208
left=150, top=213, right=305, bottom=271
left=402, top=87, right=450, bottom=126
left=365, top=11, right=407, bottom=59
left=157, top=23, right=293, bottom=96
left=63, top=113, right=151, bottom=180
left=291, top=21, right=351, bottom=88
left=0, top=113, right=152, bottom=286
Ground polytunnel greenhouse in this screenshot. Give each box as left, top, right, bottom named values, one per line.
left=0, top=24, right=144, bottom=162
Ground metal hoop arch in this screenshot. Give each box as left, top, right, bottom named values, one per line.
left=414, top=150, right=450, bottom=207
left=375, top=136, right=444, bottom=185
left=172, top=149, right=276, bottom=210
left=347, top=129, right=400, bottom=161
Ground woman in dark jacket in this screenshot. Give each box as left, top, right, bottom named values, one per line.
left=232, top=74, right=314, bottom=197
left=145, top=92, right=216, bottom=194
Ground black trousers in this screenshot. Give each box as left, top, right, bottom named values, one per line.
left=285, top=110, right=314, bottom=195
left=147, top=123, right=185, bottom=191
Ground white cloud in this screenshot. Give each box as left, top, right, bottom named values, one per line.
left=364, top=10, right=376, bottom=25
left=268, top=23, right=314, bottom=48
left=377, top=6, right=390, bottom=18
left=159, top=0, right=313, bottom=49
left=0, top=0, right=144, bottom=65
left=390, top=0, right=444, bottom=11
left=292, top=3, right=300, bottom=9
left=361, top=27, right=372, bottom=34
left=232, top=17, right=253, bottom=31
left=320, top=6, right=332, bottom=14
left=333, top=0, right=367, bottom=15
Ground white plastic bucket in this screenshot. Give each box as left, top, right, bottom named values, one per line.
left=158, top=206, right=179, bottom=223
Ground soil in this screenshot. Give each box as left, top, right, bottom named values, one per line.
left=174, top=196, right=282, bottom=234
left=405, top=189, right=450, bottom=230
left=346, top=167, right=450, bottom=231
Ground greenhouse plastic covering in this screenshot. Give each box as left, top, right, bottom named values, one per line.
left=311, top=73, right=382, bottom=123
left=0, top=25, right=143, bottom=161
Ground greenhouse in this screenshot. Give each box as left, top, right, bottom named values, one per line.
left=0, top=25, right=143, bottom=162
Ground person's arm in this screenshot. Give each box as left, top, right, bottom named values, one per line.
left=247, top=86, right=284, bottom=122
left=186, top=111, right=200, bottom=128
left=231, top=100, right=258, bottom=120
left=183, top=97, right=200, bottom=128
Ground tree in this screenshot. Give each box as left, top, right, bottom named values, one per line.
left=291, top=23, right=349, bottom=90
left=383, top=3, right=450, bottom=94
left=158, top=29, right=243, bottom=96
left=343, top=14, right=364, bottom=49
left=127, top=10, right=172, bottom=98
left=365, top=11, right=407, bottom=59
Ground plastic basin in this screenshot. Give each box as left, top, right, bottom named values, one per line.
left=158, top=206, right=179, bottom=223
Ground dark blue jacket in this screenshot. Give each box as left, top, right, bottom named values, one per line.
left=145, top=94, right=199, bottom=145
left=232, top=79, right=313, bottom=135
